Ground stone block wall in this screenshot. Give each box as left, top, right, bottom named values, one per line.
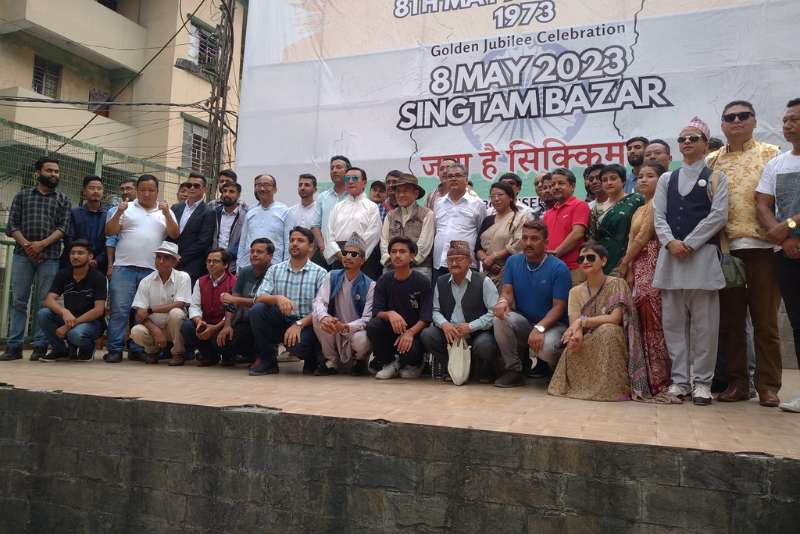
left=1, top=388, right=799, bottom=533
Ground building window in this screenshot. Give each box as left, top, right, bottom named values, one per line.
left=32, top=56, right=61, bottom=98
left=184, top=121, right=209, bottom=172
left=88, top=88, right=111, bottom=117
left=191, top=23, right=218, bottom=72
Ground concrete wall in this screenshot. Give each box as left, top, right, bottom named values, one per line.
left=1, top=388, right=798, bottom=533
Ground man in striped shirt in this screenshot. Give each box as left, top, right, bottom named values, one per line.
left=249, top=226, right=327, bottom=376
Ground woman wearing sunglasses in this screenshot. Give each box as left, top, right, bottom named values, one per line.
left=548, top=242, right=652, bottom=401
left=617, top=163, right=672, bottom=395
left=588, top=164, right=645, bottom=275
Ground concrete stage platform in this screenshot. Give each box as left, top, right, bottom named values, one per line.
left=2, top=357, right=800, bottom=532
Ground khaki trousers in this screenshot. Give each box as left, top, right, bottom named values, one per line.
left=130, top=308, right=187, bottom=356
left=718, top=248, right=782, bottom=392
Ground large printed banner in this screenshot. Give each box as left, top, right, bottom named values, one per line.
left=236, top=0, right=799, bottom=204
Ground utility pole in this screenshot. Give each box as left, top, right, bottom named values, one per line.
left=204, top=0, right=236, bottom=191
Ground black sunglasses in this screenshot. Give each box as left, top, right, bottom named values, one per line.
left=722, top=111, right=754, bottom=123
left=677, top=134, right=703, bottom=144
left=341, top=250, right=361, bottom=258
left=577, top=254, right=598, bottom=264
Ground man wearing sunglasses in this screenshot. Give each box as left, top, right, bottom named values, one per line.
left=707, top=101, right=782, bottom=407
left=324, top=166, right=382, bottom=279
left=171, top=172, right=216, bottom=284
left=312, top=233, right=375, bottom=376
left=653, top=117, right=729, bottom=406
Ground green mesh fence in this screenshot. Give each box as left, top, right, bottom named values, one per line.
left=0, top=117, right=190, bottom=343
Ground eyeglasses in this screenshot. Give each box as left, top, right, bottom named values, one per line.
left=577, top=254, right=598, bottom=264
left=344, top=175, right=361, bottom=183
left=677, top=135, right=703, bottom=144
left=722, top=111, right=753, bottom=123
left=341, top=250, right=361, bottom=258
left=447, top=173, right=466, bottom=179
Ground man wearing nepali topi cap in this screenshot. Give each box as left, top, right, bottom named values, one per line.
left=312, top=232, right=376, bottom=375
left=421, top=240, right=500, bottom=382
left=652, top=117, right=729, bottom=406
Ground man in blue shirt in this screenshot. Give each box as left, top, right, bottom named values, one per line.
left=237, top=174, right=289, bottom=270
left=492, top=220, right=572, bottom=387
left=62, top=175, right=107, bottom=273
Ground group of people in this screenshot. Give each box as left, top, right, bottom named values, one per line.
left=2, top=98, right=800, bottom=412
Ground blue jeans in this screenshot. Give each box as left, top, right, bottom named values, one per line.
left=106, top=265, right=153, bottom=353
left=248, top=303, right=319, bottom=369
left=36, top=308, right=103, bottom=353
left=7, top=253, right=59, bottom=349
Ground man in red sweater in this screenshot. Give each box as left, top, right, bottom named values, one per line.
left=181, top=248, right=237, bottom=366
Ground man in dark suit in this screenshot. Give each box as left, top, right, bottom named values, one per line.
left=171, top=172, right=216, bottom=284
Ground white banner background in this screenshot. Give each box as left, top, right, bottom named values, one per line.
left=235, top=0, right=800, bottom=204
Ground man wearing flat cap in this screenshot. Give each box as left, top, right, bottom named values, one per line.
left=422, top=241, right=499, bottom=382
left=653, top=117, right=729, bottom=406
left=380, top=173, right=435, bottom=278
left=130, top=241, right=192, bottom=365
left=312, top=233, right=376, bottom=375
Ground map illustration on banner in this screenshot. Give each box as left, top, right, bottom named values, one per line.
left=235, top=0, right=799, bottom=204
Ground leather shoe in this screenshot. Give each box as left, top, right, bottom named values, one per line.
left=31, top=346, right=47, bottom=361
left=758, top=390, right=780, bottom=408
left=494, top=370, right=524, bottom=388
left=717, top=383, right=750, bottom=402
left=168, top=354, right=185, bottom=366
left=0, top=347, right=22, bottom=361
left=104, top=351, right=123, bottom=363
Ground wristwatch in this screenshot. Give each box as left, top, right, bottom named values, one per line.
left=787, top=218, right=798, bottom=230
left=534, top=324, right=546, bottom=333
left=295, top=320, right=303, bottom=328
left=147, top=307, right=153, bottom=315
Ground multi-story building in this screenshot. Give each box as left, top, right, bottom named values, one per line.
left=0, top=0, right=245, bottom=201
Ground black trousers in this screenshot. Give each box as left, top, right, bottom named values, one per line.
left=776, top=252, right=800, bottom=367
left=366, top=317, right=425, bottom=368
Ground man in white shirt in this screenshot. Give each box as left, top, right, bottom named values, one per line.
left=130, top=241, right=192, bottom=365
left=433, top=163, right=487, bottom=278
left=104, top=175, right=179, bottom=363
left=325, top=166, right=382, bottom=279
left=237, top=174, right=289, bottom=270
left=284, top=173, right=321, bottom=261
left=312, top=155, right=351, bottom=267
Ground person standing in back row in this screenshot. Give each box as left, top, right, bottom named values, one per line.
left=1, top=157, right=71, bottom=362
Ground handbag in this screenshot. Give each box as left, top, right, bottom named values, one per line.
left=720, top=253, right=746, bottom=289
left=447, top=338, right=471, bottom=386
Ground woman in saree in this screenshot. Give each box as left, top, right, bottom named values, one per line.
left=548, top=242, right=653, bottom=401
left=588, top=164, right=645, bottom=275
left=476, top=182, right=526, bottom=289
left=618, top=163, right=671, bottom=395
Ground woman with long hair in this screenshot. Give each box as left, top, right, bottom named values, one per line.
left=589, top=164, right=645, bottom=275
left=618, top=163, right=671, bottom=395
left=476, top=181, right=526, bottom=289
left=548, top=242, right=652, bottom=401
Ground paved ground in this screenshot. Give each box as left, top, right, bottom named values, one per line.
left=2, top=354, right=799, bottom=459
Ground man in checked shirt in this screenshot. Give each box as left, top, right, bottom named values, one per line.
left=1, top=157, right=71, bottom=361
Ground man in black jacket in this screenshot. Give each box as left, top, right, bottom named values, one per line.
left=171, top=172, right=216, bottom=283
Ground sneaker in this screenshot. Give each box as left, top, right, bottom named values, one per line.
left=67, top=345, right=79, bottom=361
left=75, top=347, right=94, bottom=361
left=376, top=360, right=399, bottom=380
left=693, top=384, right=713, bottom=406
left=779, top=396, right=800, bottom=413
left=399, top=364, right=423, bottom=379
left=249, top=357, right=279, bottom=376
left=31, top=346, right=47, bottom=361
left=368, top=359, right=383, bottom=375
left=0, top=347, right=23, bottom=361
left=494, top=370, right=524, bottom=388
left=40, top=350, right=68, bottom=363
left=667, top=384, right=690, bottom=399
